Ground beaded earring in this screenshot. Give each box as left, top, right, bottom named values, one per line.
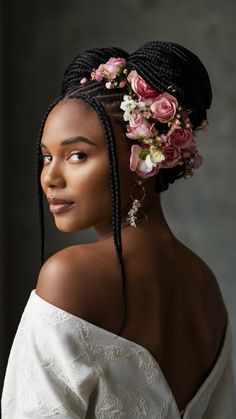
left=126, top=180, right=148, bottom=227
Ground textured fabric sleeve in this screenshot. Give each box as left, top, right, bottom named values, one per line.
left=201, top=353, right=236, bottom=419
left=1, top=293, right=99, bottom=418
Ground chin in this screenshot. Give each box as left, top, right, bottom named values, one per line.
left=53, top=215, right=97, bottom=233
left=54, top=218, right=82, bottom=233
left=56, top=225, right=79, bottom=233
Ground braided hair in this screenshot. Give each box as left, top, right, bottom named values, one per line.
left=36, top=41, right=212, bottom=336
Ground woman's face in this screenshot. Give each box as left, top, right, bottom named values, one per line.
left=40, top=98, right=136, bottom=236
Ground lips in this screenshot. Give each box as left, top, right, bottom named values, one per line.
left=47, top=197, right=77, bottom=214
left=47, top=197, right=75, bottom=205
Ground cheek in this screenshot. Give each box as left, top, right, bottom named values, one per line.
left=54, top=158, right=112, bottom=233
left=71, top=156, right=111, bottom=208
left=75, top=158, right=112, bottom=229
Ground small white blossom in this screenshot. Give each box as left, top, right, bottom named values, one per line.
left=105, top=81, right=112, bottom=89
left=139, top=154, right=154, bottom=173
left=136, top=101, right=147, bottom=110
left=123, top=95, right=131, bottom=101
left=123, top=110, right=132, bottom=121
left=120, top=98, right=137, bottom=111
left=150, top=150, right=165, bottom=163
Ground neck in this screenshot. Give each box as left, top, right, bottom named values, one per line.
left=95, top=193, right=174, bottom=243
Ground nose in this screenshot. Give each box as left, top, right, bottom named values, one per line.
left=41, top=160, right=66, bottom=189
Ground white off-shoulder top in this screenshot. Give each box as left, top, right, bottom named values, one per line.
left=1, top=289, right=236, bottom=418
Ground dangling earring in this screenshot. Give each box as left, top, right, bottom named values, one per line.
left=126, top=180, right=148, bottom=227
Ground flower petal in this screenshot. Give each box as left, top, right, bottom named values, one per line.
left=129, top=144, right=142, bottom=171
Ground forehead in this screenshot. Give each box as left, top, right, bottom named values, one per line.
left=41, top=99, right=104, bottom=145
left=41, top=97, right=131, bottom=161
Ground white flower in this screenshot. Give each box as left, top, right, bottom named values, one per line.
left=123, top=95, right=131, bottom=101
left=139, top=154, right=154, bottom=173
left=123, top=110, right=132, bottom=121
left=138, top=150, right=165, bottom=175
left=136, top=101, right=147, bottom=110
left=150, top=150, right=165, bottom=163
left=105, top=81, right=112, bottom=89
left=120, top=98, right=137, bottom=111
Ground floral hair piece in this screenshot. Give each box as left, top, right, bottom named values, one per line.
left=80, top=57, right=208, bottom=179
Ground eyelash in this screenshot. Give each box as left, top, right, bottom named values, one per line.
left=41, top=151, right=87, bottom=164
left=68, top=151, right=87, bottom=162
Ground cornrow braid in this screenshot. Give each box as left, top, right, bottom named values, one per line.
left=65, top=92, right=127, bottom=337
left=36, top=88, right=128, bottom=336
left=65, top=79, right=128, bottom=130
left=127, top=40, right=212, bottom=129
left=61, top=47, right=130, bottom=96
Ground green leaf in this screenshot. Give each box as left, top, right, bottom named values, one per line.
left=139, top=150, right=150, bottom=160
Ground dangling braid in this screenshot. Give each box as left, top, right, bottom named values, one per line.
left=36, top=42, right=212, bottom=336
left=67, top=93, right=127, bottom=336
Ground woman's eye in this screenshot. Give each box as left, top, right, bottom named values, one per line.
left=41, top=155, right=52, bottom=164
left=68, top=152, right=87, bottom=162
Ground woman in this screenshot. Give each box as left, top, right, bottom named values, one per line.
left=1, top=41, right=236, bottom=418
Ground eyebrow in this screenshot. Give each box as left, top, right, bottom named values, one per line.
left=40, top=136, right=98, bottom=148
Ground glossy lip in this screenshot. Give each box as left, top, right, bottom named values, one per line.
left=47, top=197, right=75, bottom=205
left=47, top=196, right=77, bottom=214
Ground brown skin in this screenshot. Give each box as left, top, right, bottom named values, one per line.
left=40, top=98, right=171, bottom=240
left=38, top=98, right=227, bottom=412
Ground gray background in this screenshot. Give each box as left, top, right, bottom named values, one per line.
left=1, top=0, right=235, bottom=393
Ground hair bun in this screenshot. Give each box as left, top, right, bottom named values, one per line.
left=60, top=47, right=129, bottom=96
left=127, top=40, right=212, bottom=129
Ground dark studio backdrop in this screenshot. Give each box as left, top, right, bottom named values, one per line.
left=1, top=0, right=235, bottom=394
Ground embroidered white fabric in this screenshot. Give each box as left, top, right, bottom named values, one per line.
left=1, top=289, right=236, bottom=418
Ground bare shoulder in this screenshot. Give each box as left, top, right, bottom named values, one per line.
left=175, top=237, right=224, bottom=290
left=36, top=242, right=107, bottom=324
left=175, top=237, right=228, bottom=336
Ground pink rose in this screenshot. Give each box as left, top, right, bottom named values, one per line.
left=92, top=57, right=126, bottom=82
left=130, top=144, right=161, bottom=178
left=150, top=93, right=178, bottom=123
left=126, top=120, right=157, bottom=139
left=129, top=113, right=142, bottom=128
left=127, top=70, right=159, bottom=101
left=93, top=66, right=104, bottom=81
left=104, top=57, right=126, bottom=79
left=168, top=126, right=193, bottom=148
left=162, top=145, right=181, bottom=168
left=130, top=144, right=142, bottom=171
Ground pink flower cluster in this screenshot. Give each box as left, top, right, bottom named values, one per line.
left=80, top=57, right=206, bottom=180
left=90, top=57, right=127, bottom=89
left=120, top=69, right=203, bottom=178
